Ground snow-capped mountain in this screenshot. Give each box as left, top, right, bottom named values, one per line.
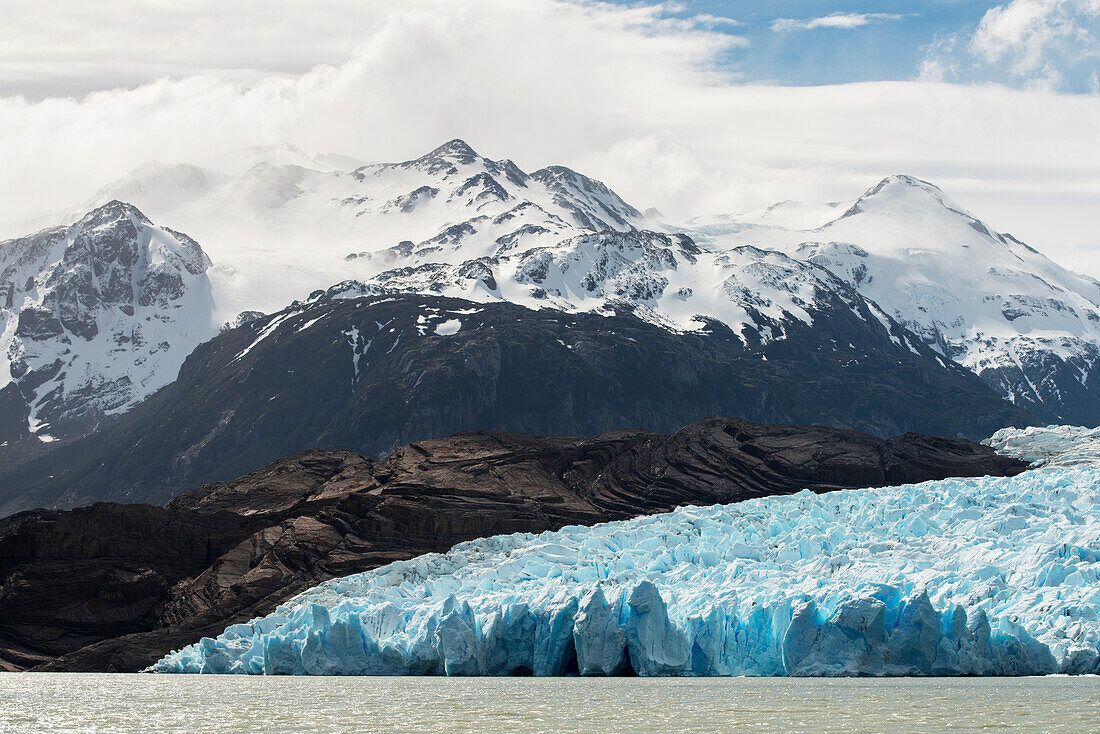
left=8, top=140, right=1098, bottom=442
left=329, top=229, right=929, bottom=346
left=76, top=139, right=645, bottom=322
left=687, top=175, right=1100, bottom=423
left=76, top=140, right=967, bottom=349
left=0, top=201, right=215, bottom=442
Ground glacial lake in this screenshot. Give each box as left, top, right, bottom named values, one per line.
left=1, top=674, right=1098, bottom=733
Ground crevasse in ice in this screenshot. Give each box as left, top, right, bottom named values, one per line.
left=153, top=453, right=1100, bottom=676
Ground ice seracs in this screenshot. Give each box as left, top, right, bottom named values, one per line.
left=985, top=424, right=1100, bottom=468
left=153, top=459, right=1100, bottom=676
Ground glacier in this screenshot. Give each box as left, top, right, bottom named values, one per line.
left=986, top=424, right=1100, bottom=469
left=154, top=444, right=1100, bottom=676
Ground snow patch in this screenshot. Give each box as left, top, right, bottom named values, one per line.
left=434, top=319, right=461, bottom=336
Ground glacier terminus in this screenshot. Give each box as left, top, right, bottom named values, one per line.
left=154, top=426, right=1100, bottom=677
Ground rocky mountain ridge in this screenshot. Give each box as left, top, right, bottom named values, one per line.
left=2, top=141, right=1094, bottom=464
left=68, top=144, right=1100, bottom=424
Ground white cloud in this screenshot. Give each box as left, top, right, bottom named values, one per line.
left=690, top=13, right=743, bottom=30
left=1, top=0, right=1099, bottom=273
left=971, top=0, right=1100, bottom=86
left=0, top=1, right=398, bottom=98
left=922, top=0, right=1100, bottom=90
left=771, top=13, right=903, bottom=32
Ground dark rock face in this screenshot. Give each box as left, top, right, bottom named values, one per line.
left=0, top=294, right=1032, bottom=516
left=0, top=417, right=1026, bottom=672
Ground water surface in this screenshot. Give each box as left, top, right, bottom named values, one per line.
left=1, top=674, right=1097, bottom=733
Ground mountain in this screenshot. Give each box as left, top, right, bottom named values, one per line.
left=0, top=140, right=646, bottom=452
left=7, top=142, right=1088, bottom=474
left=0, top=293, right=1031, bottom=516
left=73, top=144, right=1100, bottom=425
left=0, top=201, right=215, bottom=448
left=688, top=175, right=1100, bottom=423
left=77, top=139, right=646, bottom=321
left=0, top=417, right=1025, bottom=672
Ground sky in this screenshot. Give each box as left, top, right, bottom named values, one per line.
left=1, top=0, right=1098, bottom=271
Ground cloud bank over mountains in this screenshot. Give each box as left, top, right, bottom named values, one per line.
left=1, top=0, right=1098, bottom=271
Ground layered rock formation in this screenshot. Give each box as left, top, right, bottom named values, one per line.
left=0, top=417, right=1025, bottom=672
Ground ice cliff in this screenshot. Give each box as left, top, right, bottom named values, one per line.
left=154, top=435, right=1100, bottom=676
left=986, top=424, right=1100, bottom=469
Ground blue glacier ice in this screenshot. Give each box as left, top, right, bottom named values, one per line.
left=154, top=430, right=1100, bottom=676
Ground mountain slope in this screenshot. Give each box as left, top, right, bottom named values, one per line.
left=0, top=140, right=647, bottom=450
left=0, top=294, right=1032, bottom=515
left=6, top=144, right=1090, bottom=462
left=689, top=175, right=1100, bottom=423
left=0, top=201, right=215, bottom=444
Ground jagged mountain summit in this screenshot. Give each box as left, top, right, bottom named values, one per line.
left=688, top=175, right=1100, bottom=423
left=78, top=139, right=646, bottom=321
left=0, top=201, right=215, bottom=444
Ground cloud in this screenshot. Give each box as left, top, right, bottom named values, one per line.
left=921, top=0, right=1100, bottom=90
left=0, top=0, right=1099, bottom=273
left=770, top=13, right=904, bottom=32
left=0, top=0, right=398, bottom=98
left=972, top=0, right=1100, bottom=85
left=689, top=13, right=743, bottom=30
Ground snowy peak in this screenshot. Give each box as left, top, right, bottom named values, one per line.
left=78, top=199, right=151, bottom=229
left=61, top=140, right=652, bottom=324
left=0, top=201, right=215, bottom=441
left=325, top=224, right=945, bottom=367
left=25, top=148, right=1100, bottom=428
left=849, top=174, right=949, bottom=206
left=529, top=165, right=642, bottom=231
left=420, top=138, right=480, bottom=164
left=687, top=174, right=1100, bottom=422
left=822, top=174, right=1020, bottom=263
left=829, top=174, right=992, bottom=235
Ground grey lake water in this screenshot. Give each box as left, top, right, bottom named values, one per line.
left=0, top=674, right=1097, bottom=733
